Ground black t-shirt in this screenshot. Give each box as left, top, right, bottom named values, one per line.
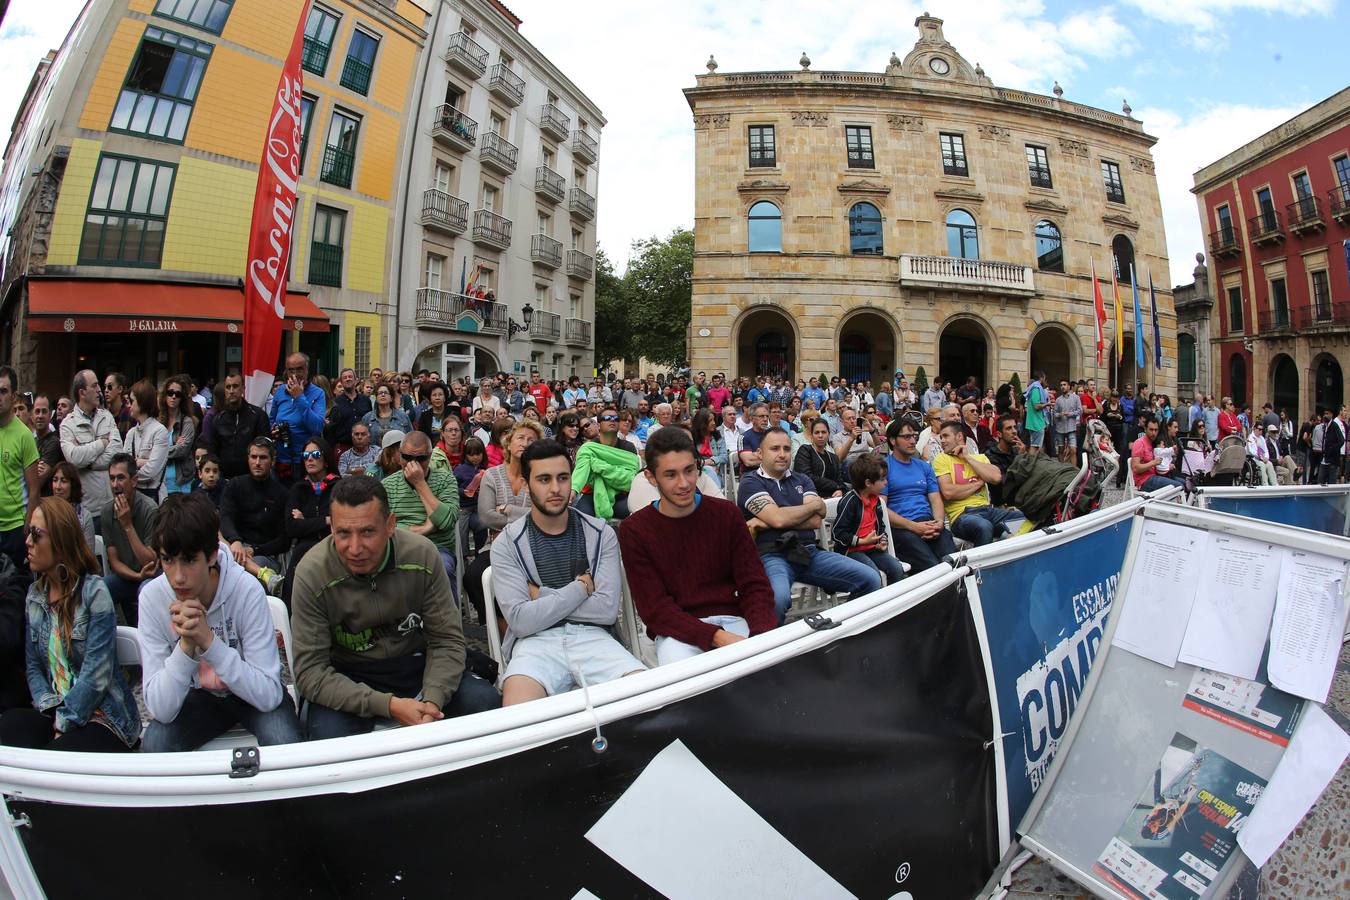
left=985, top=444, right=1019, bottom=507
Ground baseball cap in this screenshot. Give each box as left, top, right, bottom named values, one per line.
left=381, top=429, right=407, bottom=450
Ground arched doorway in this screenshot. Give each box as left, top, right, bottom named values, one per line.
left=938, top=317, right=990, bottom=389
left=1029, top=325, right=1076, bottom=387
left=838, top=309, right=896, bottom=386
left=1314, top=354, right=1343, bottom=415
left=1229, top=353, right=1247, bottom=408
left=1271, top=354, right=1298, bottom=416
left=413, top=341, right=499, bottom=383
left=736, top=306, right=796, bottom=381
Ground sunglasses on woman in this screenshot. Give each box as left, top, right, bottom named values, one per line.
left=25, top=525, right=47, bottom=543
left=301, top=449, right=324, bottom=461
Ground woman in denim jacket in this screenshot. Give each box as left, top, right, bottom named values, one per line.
left=0, top=497, right=139, bottom=751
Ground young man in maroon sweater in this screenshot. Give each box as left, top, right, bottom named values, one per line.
left=619, top=427, right=777, bottom=665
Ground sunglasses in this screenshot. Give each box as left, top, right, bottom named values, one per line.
left=103, top=383, right=116, bottom=390
left=25, top=525, right=47, bottom=543
left=301, top=449, right=323, bottom=461
left=402, top=453, right=431, bottom=464
left=599, top=415, right=619, bottom=422
left=166, top=390, right=185, bottom=399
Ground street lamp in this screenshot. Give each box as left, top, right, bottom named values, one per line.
left=508, top=302, right=534, bottom=340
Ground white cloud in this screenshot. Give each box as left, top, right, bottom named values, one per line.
left=1135, top=102, right=1308, bottom=285
left=0, top=3, right=79, bottom=151
left=1121, top=0, right=1335, bottom=49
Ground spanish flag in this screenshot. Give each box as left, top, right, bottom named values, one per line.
left=1112, top=262, right=1124, bottom=363
left=1091, top=260, right=1107, bottom=366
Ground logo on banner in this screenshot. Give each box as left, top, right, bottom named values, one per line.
left=1015, top=572, right=1118, bottom=789
left=247, top=76, right=303, bottom=318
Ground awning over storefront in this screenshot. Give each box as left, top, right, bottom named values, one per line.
left=26, top=279, right=330, bottom=334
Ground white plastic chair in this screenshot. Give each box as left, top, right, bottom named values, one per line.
left=481, top=565, right=505, bottom=674
left=94, top=534, right=108, bottom=576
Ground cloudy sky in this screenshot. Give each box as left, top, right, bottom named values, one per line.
left=2, top=0, right=1346, bottom=284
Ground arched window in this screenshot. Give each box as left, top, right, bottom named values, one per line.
left=946, top=208, right=978, bottom=260
left=1035, top=220, right=1064, bottom=272
left=1178, top=333, right=1196, bottom=384
left=1229, top=353, right=1247, bottom=407
left=748, top=200, right=782, bottom=253
left=1112, top=234, right=1135, bottom=285
left=849, top=202, right=883, bottom=255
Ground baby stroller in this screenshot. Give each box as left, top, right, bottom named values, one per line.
left=1207, top=434, right=1257, bottom=486
left=1085, top=419, right=1120, bottom=489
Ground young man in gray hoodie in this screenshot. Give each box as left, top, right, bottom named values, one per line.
left=138, top=492, right=301, bottom=751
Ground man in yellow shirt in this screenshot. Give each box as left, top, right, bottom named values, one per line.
left=932, top=421, right=1017, bottom=546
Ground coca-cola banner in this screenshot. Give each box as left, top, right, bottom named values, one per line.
left=242, top=1, right=310, bottom=408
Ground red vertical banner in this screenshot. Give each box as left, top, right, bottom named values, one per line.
left=242, top=1, right=310, bottom=408
left=1091, top=260, right=1107, bottom=366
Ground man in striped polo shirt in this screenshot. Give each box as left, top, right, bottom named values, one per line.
left=381, top=431, right=459, bottom=581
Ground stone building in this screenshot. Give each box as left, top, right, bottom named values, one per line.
left=684, top=15, right=1174, bottom=398
left=388, top=0, right=603, bottom=383
left=1192, top=86, right=1350, bottom=418
left=1172, top=253, right=1213, bottom=403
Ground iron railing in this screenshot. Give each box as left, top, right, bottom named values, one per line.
left=534, top=166, right=565, bottom=202
left=531, top=234, right=562, bottom=268
left=540, top=103, right=570, bottom=140
left=414, top=288, right=507, bottom=333
left=1248, top=209, right=1282, bottom=241
left=301, top=37, right=330, bottom=75
left=572, top=129, right=598, bottom=162
left=488, top=63, right=525, bottom=105
left=530, top=310, right=561, bottom=340
left=420, top=189, right=468, bottom=234
left=339, top=56, right=372, bottom=95
left=480, top=131, right=519, bottom=174
left=566, top=249, right=594, bottom=279
left=320, top=145, right=354, bottom=188
left=309, top=242, right=343, bottom=286
left=569, top=187, right=595, bottom=221
left=1209, top=226, right=1241, bottom=257
left=471, top=209, right=512, bottom=248
left=564, top=317, right=592, bottom=345
left=444, top=32, right=488, bottom=77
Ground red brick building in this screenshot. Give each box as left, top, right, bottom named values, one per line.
left=1192, top=87, right=1350, bottom=418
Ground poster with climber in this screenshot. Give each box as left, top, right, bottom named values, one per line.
left=1091, top=732, right=1266, bottom=900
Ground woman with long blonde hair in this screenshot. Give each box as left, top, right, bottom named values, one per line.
left=0, top=497, right=138, bottom=751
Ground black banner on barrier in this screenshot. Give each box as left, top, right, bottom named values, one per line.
left=11, top=584, right=997, bottom=899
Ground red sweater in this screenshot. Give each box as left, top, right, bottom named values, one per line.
left=619, top=496, right=777, bottom=650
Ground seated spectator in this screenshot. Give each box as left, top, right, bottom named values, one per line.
left=43, top=461, right=95, bottom=555
left=219, top=438, right=289, bottom=589
left=574, top=404, right=639, bottom=519
left=101, top=453, right=160, bottom=625
left=739, top=428, right=880, bottom=623
left=490, top=441, right=644, bottom=705
left=455, top=437, right=488, bottom=551
left=1247, top=424, right=1278, bottom=486
left=205, top=371, right=271, bottom=481
left=383, top=431, right=460, bottom=581
left=884, top=417, right=957, bottom=572
left=377, top=429, right=405, bottom=476
left=620, top=427, right=776, bottom=663
left=738, top=402, right=771, bottom=473
left=485, top=418, right=512, bottom=469
left=283, top=437, right=339, bottom=603
left=415, top=383, right=454, bottom=446
left=291, top=476, right=500, bottom=739
left=338, top=422, right=379, bottom=476
left=830, top=453, right=905, bottom=585
left=1266, top=424, right=1297, bottom=485
left=794, top=417, right=846, bottom=498
left=831, top=407, right=876, bottom=474
left=1131, top=415, right=1184, bottom=492
left=193, top=453, right=226, bottom=507
left=983, top=414, right=1023, bottom=507
left=361, top=383, right=411, bottom=451
left=138, top=493, right=301, bottom=751
left=435, top=416, right=466, bottom=470
left=933, top=422, right=1016, bottom=546
left=0, top=497, right=138, bottom=751
left=914, top=407, right=944, bottom=462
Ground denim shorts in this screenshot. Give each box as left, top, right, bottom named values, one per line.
left=505, top=622, right=645, bottom=695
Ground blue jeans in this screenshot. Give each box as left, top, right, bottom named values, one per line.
left=304, top=671, right=502, bottom=741
left=141, top=690, right=302, bottom=751
left=951, top=506, right=1020, bottom=547
left=889, top=519, right=958, bottom=573
left=104, top=572, right=148, bottom=626
left=760, top=547, right=882, bottom=623
left=1139, top=474, right=1184, bottom=492
left=849, top=548, right=906, bottom=585
left=574, top=492, right=630, bottom=520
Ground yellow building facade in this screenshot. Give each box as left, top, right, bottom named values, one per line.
left=1, top=0, right=429, bottom=396
left=685, top=16, right=1175, bottom=398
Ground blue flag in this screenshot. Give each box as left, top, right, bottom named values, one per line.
left=1149, top=268, right=1161, bottom=368
left=1132, top=264, right=1145, bottom=371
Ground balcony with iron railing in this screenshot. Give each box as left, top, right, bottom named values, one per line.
left=1028, top=165, right=1053, bottom=189
left=444, top=32, right=488, bottom=78
left=340, top=56, right=372, bottom=95
left=1209, top=226, right=1241, bottom=259
left=301, top=37, right=330, bottom=76
left=569, top=187, right=595, bottom=221
left=540, top=102, right=570, bottom=141
left=471, top=209, right=512, bottom=250
left=480, top=131, right=518, bottom=175
left=320, top=145, right=354, bottom=188
left=566, top=249, right=594, bottom=280
left=1257, top=306, right=1292, bottom=333
left=487, top=63, right=525, bottom=106
left=1330, top=184, right=1350, bottom=224
left=415, top=288, right=507, bottom=334
left=531, top=234, right=562, bottom=268
left=530, top=310, right=561, bottom=340
left=898, top=254, right=1036, bottom=296
left=534, top=166, right=565, bottom=203
left=1248, top=209, right=1284, bottom=246
left=572, top=129, right=598, bottom=163
left=420, top=189, right=468, bottom=235
left=431, top=104, right=477, bottom=152
left=1292, top=302, right=1350, bottom=330
left=1286, top=196, right=1324, bottom=235
left=309, top=242, right=343, bottom=287
left=564, top=317, right=592, bottom=346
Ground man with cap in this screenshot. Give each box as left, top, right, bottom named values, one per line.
left=1265, top=424, right=1296, bottom=485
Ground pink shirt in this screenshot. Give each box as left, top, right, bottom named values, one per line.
left=1130, top=435, right=1155, bottom=489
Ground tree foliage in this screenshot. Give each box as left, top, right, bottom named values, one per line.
left=912, top=366, right=928, bottom=395
left=593, top=248, right=629, bottom=369
left=625, top=227, right=694, bottom=368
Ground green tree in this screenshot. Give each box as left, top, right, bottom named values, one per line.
left=1009, top=372, right=1023, bottom=397
left=625, top=227, right=694, bottom=368
left=592, top=248, right=630, bottom=370
left=913, top=366, right=928, bottom=395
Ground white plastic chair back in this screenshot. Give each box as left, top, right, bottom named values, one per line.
left=115, top=625, right=140, bottom=666
left=94, top=535, right=108, bottom=576
left=481, top=565, right=505, bottom=671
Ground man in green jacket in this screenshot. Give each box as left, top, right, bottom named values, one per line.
left=291, top=476, right=499, bottom=740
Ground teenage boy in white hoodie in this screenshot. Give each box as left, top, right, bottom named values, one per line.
left=138, top=492, right=302, bottom=751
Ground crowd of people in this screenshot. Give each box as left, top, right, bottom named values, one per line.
left=0, top=358, right=1318, bottom=753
